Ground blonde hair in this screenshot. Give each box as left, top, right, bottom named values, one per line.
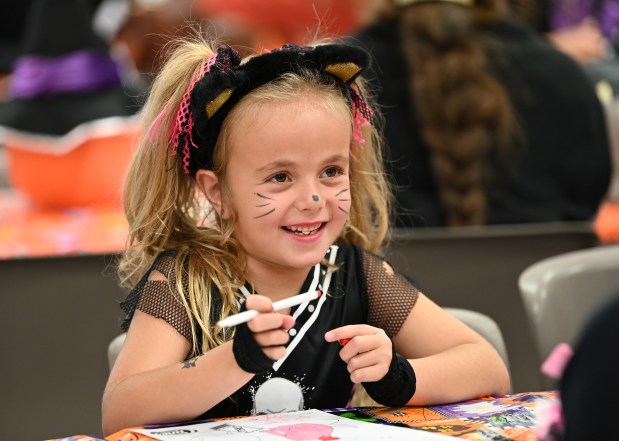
left=119, top=37, right=392, bottom=356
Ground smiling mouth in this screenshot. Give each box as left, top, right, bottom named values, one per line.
left=283, top=223, right=324, bottom=236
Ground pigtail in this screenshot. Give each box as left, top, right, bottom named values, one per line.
left=398, top=2, right=516, bottom=226
left=119, top=38, right=245, bottom=355
left=345, top=77, right=392, bottom=254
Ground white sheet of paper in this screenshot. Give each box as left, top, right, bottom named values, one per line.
left=134, top=409, right=450, bottom=441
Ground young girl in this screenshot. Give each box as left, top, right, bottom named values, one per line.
left=102, top=38, right=510, bottom=435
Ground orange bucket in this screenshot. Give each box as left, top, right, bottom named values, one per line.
left=6, top=132, right=137, bottom=209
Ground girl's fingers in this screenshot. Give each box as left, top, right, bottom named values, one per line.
left=349, top=363, right=389, bottom=384
left=254, top=329, right=291, bottom=347
left=248, top=312, right=294, bottom=333
left=338, top=332, right=391, bottom=362
left=346, top=348, right=390, bottom=375
left=263, top=346, right=287, bottom=361
left=245, top=294, right=275, bottom=313
left=324, top=324, right=374, bottom=342
left=242, top=295, right=296, bottom=361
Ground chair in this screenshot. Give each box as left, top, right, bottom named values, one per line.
left=518, top=244, right=619, bottom=387
left=444, top=307, right=509, bottom=371
left=108, top=332, right=127, bottom=371
left=384, top=222, right=599, bottom=392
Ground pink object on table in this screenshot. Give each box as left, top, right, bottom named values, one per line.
left=541, top=342, right=574, bottom=380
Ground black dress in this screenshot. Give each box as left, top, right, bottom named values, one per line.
left=119, top=243, right=420, bottom=418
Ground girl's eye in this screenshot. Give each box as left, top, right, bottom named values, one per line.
left=322, top=166, right=345, bottom=178
left=269, top=172, right=289, bottom=183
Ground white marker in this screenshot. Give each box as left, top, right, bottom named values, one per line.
left=216, top=290, right=322, bottom=328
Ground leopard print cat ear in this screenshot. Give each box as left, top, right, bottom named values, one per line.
left=205, top=88, right=234, bottom=119
left=323, top=62, right=363, bottom=83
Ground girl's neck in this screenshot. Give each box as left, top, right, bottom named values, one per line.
left=245, top=263, right=314, bottom=302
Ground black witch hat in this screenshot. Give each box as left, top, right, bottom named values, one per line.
left=0, top=2, right=32, bottom=74
left=0, top=0, right=141, bottom=151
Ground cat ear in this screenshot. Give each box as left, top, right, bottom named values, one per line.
left=205, top=88, right=234, bottom=119
left=323, top=62, right=363, bottom=83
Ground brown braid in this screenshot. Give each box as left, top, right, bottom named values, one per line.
left=394, top=1, right=516, bottom=226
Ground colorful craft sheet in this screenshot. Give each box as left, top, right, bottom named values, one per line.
left=132, top=409, right=450, bottom=441
left=69, top=391, right=558, bottom=441
left=361, top=391, right=557, bottom=440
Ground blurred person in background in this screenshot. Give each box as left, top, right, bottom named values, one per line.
left=354, top=0, right=612, bottom=227
left=0, top=0, right=142, bottom=208
left=508, top=0, right=618, bottom=65
left=0, top=3, right=32, bottom=101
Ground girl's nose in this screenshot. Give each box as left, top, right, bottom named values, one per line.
left=294, top=188, right=325, bottom=211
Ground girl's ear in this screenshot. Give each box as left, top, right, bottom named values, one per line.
left=196, top=170, right=228, bottom=219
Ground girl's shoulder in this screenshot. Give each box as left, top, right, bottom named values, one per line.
left=119, top=249, right=185, bottom=332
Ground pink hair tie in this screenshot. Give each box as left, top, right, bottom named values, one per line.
left=169, top=54, right=218, bottom=173
left=350, top=85, right=373, bottom=148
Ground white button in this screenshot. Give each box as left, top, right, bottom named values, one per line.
left=289, top=328, right=297, bottom=336
left=307, top=304, right=315, bottom=312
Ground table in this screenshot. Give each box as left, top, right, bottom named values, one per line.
left=0, top=189, right=127, bottom=259
left=0, top=189, right=130, bottom=441
left=47, top=391, right=557, bottom=441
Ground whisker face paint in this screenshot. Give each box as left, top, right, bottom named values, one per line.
left=256, top=192, right=275, bottom=200
left=255, top=208, right=276, bottom=219
left=254, top=193, right=276, bottom=218
left=336, top=188, right=350, bottom=201
left=312, top=194, right=320, bottom=202
left=336, top=188, right=350, bottom=214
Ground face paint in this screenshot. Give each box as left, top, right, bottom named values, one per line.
left=254, top=208, right=276, bottom=219
left=335, top=188, right=349, bottom=199
left=256, top=192, right=275, bottom=200
left=312, top=194, right=319, bottom=202
left=254, top=192, right=277, bottom=219
left=336, top=188, right=350, bottom=214
left=224, top=95, right=351, bottom=274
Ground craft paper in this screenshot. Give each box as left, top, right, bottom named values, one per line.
left=134, top=409, right=450, bottom=441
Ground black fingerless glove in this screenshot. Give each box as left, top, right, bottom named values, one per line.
left=362, top=342, right=416, bottom=407
left=232, top=303, right=275, bottom=374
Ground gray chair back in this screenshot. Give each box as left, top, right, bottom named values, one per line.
left=444, top=307, right=510, bottom=373
left=518, top=244, right=619, bottom=388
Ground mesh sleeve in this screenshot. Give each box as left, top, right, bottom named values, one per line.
left=363, top=250, right=420, bottom=338
left=132, top=254, right=193, bottom=341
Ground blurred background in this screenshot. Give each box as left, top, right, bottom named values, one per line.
left=0, top=0, right=617, bottom=440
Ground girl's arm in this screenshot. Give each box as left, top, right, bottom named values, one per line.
left=102, top=311, right=251, bottom=435
left=393, top=293, right=511, bottom=404
left=326, top=293, right=510, bottom=406
left=102, top=295, right=292, bottom=436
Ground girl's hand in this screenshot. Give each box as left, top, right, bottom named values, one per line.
left=325, top=325, right=393, bottom=383
left=244, top=295, right=295, bottom=361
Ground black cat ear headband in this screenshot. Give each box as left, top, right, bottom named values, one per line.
left=162, top=43, right=373, bottom=174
